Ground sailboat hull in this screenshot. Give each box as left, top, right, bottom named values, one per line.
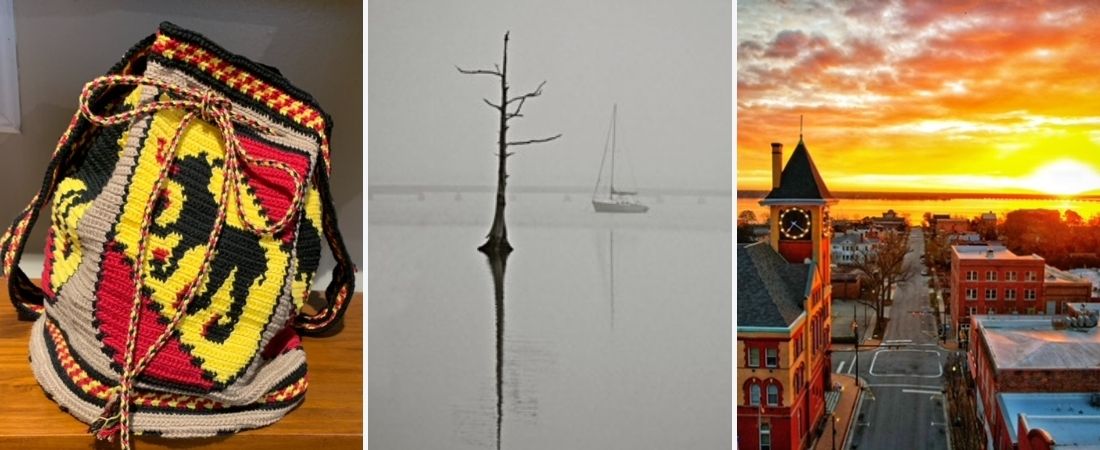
left=592, top=199, right=649, bottom=213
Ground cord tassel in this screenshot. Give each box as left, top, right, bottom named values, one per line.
left=89, top=387, right=123, bottom=441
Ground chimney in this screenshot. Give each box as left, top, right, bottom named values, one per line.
left=986, top=249, right=994, bottom=259
left=771, top=143, right=783, bottom=189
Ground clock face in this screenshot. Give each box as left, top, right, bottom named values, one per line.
left=779, top=207, right=812, bottom=240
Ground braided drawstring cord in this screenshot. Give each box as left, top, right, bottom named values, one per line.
left=74, top=75, right=304, bottom=449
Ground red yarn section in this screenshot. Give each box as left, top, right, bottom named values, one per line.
left=95, top=244, right=212, bottom=389
left=237, top=136, right=311, bottom=227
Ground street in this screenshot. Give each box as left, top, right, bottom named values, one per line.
left=831, top=229, right=951, bottom=450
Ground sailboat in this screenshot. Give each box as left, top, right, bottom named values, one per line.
left=592, top=105, right=649, bottom=213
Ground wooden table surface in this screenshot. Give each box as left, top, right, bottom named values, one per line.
left=0, top=280, right=363, bottom=450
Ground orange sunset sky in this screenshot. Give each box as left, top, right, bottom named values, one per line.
left=737, top=0, right=1100, bottom=196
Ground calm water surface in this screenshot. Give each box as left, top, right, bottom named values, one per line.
left=369, top=192, right=732, bottom=450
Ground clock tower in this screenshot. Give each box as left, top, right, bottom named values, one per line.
left=760, top=138, right=835, bottom=267
left=737, top=135, right=837, bottom=450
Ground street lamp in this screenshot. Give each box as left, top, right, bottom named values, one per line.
left=832, top=413, right=839, bottom=450
left=851, top=319, right=859, bottom=388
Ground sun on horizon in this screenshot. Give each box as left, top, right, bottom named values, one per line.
left=1020, top=159, right=1100, bottom=196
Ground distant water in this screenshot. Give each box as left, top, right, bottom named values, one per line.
left=368, top=191, right=732, bottom=450
left=737, top=196, right=1100, bottom=223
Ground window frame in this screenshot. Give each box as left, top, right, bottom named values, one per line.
left=765, top=348, right=778, bottom=368
left=966, top=288, right=978, bottom=300
left=986, top=271, right=997, bottom=281
left=0, top=0, right=19, bottom=133
left=966, top=270, right=978, bottom=281
left=748, top=348, right=760, bottom=367
left=760, top=423, right=771, bottom=450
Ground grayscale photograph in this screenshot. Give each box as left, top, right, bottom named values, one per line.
left=368, top=0, right=732, bottom=449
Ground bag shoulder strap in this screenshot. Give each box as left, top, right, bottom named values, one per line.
left=294, top=167, right=357, bottom=336
left=0, top=116, right=91, bottom=320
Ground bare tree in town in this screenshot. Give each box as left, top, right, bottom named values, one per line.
left=458, top=32, right=562, bottom=255
left=853, top=230, right=915, bottom=335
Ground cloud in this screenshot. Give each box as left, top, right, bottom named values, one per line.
left=738, top=0, right=1100, bottom=192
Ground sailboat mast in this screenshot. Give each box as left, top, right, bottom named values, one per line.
left=610, top=104, right=616, bottom=199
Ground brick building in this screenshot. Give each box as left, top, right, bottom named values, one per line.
left=935, top=217, right=970, bottom=235
left=967, top=315, right=1100, bottom=450
left=737, top=138, right=834, bottom=450
left=949, top=246, right=1091, bottom=339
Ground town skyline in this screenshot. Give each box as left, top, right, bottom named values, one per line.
left=737, top=0, right=1100, bottom=196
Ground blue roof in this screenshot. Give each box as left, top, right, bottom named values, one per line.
left=998, top=393, right=1100, bottom=447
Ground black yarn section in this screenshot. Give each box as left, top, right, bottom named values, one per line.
left=146, top=154, right=268, bottom=346
left=294, top=214, right=321, bottom=283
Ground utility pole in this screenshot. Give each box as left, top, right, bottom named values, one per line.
left=852, top=316, right=860, bottom=389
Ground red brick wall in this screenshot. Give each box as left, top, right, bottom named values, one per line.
left=950, top=255, right=1045, bottom=331
left=998, top=369, right=1100, bottom=391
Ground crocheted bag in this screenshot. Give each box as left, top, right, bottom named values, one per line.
left=0, top=22, right=356, bottom=448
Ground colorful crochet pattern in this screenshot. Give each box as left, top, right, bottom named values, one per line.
left=0, top=22, right=356, bottom=449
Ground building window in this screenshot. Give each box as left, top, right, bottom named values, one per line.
left=988, top=307, right=996, bottom=314
left=986, top=271, right=997, bottom=281
left=968, top=307, right=978, bottom=316
left=1005, top=289, right=1016, bottom=300
left=985, top=288, right=997, bottom=300
left=760, top=423, right=771, bottom=450
left=793, top=336, right=801, bottom=357
left=767, top=384, right=779, bottom=406
left=1026, top=307, right=1036, bottom=314
left=765, top=348, right=778, bottom=368
left=966, top=288, right=978, bottom=300
left=750, top=383, right=761, bottom=406
left=749, top=348, right=760, bottom=367
left=1006, top=271, right=1017, bottom=281
left=1026, top=271, right=1038, bottom=281
left=966, top=270, right=978, bottom=281
left=1024, top=289, right=1036, bottom=300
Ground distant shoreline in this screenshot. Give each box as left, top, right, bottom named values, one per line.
left=369, top=184, right=732, bottom=197
left=736, top=190, right=1100, bottom=201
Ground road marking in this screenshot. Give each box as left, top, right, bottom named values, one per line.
left=836, top=361, right=847, bottom=373
left=849, top=355, right=856, bottom=374
left=902, top=389, right=943, bottom=396
left=867, top=383, right=943, bottom=389
left=868, top=349, right=944, bottom=378
left=884, top=339, right=912, bottom=344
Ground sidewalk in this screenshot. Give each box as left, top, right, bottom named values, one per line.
left=813, top=373, right=862, bottom=450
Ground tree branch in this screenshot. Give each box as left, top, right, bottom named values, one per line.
left=456, top=65, right=503, bottom=77
left=483, top=98, right=502, bottom=110
left=506, top=134, right=562, bottom=147
left=507, top=81, right=547, bottom=105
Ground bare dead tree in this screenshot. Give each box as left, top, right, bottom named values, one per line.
left=458, top=32, right=562, bottom=255
left=853, top=230, right=914, bottom=333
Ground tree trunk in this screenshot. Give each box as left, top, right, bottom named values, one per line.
left=479, top=33, right=513, bottom=256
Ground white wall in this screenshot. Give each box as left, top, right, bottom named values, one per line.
left=1, top=0, right=363, bottom=289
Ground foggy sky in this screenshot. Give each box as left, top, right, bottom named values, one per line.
left=368, top=0, right=731, bottom=192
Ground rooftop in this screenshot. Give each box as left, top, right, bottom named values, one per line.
left=997, top=392, right=1100, bottom=447
left=1047, top=265, right=1092, bottom=285
left=1067, top=303, right=1100, bottom=316
left=737, top=241, right=810, bottom=329
left=953, top=245, right=1043, bottom=261
left=832, top=233, right=863, bottom=246
left=761, top=138, right=835, bottom=204
left=974, top=315, right=1100, bottom=370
